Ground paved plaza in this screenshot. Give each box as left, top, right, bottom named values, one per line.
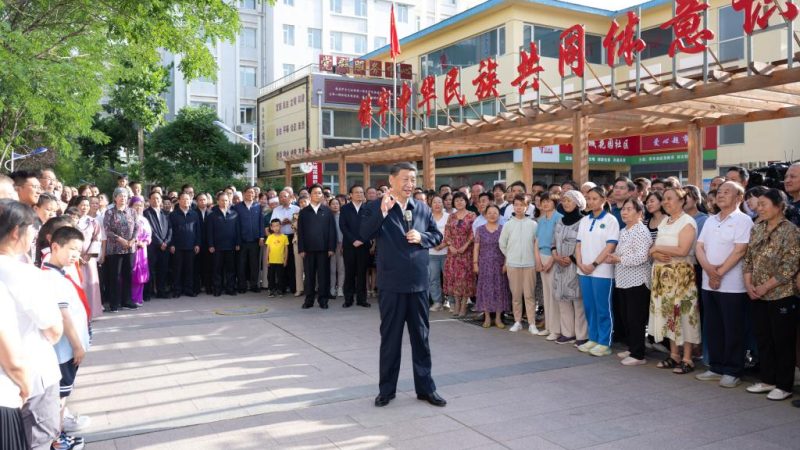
left=75, top=293, right=800, bottom=449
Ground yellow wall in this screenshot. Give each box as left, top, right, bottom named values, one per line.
left=258, top=81, right=312, bottom=174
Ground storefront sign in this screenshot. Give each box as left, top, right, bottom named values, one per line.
left=323, top=79, right=394, bottom=106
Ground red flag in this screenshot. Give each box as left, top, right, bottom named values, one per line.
left=390, top=4, right=401, bottom=59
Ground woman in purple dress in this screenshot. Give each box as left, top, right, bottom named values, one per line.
left=473, top=204, right=510, bottom=328
left=129, top=196, right=151, bottom=305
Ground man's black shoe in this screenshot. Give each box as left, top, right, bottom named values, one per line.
left=185, top=293, right=197, bottom=298
left=319, top=303, right=329, bottom=309
left=250, top=288, right=260, bottom=293
left=357, top=302, right=371, bottom=308
left=302, top=303, right=313, bottom=309
left=792, top=399, right=800, bottom=408
left=226, top=291, right=237, bottom=296
left=123, top=303, right=139, bottom=310
left=343, top=302, right=353, bottom=308
left=374, top=394, right=395, bottom=407
left=172, top=293, right=181, bottom=298
left=416, top=392, right=446, bottom=407
left=213, top=292, right=222, bottom=297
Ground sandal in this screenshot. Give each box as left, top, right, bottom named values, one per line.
left=673, top=361, right=695, bottom=374
left=495, top=322, right=505, bottom=329
left=657, top=357, right=679, bottom=369
left=482, top=322, right=491, bottom=328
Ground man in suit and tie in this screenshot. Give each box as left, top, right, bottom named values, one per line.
left=233, top=186, right=265, bottom=293
left=144, top=191, right=172, bottom=299
left=360, top=162, right=446, bottom=408
left=194, top=192, right=213, bottom=295
left=207, top=191, right=240, bottom=296
left=297, top=184, right=336, bottom=309
left=339, top=184, right=370, bottom=308
left=169, top=192, right=201, bottom=298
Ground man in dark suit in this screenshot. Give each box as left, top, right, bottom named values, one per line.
left=233, top=186, right=264, bottom=293
left=207, top=191, right=240, bottom=296
left=194, top=193, right=213, bottom=295
left=360, top=162, right=446, bottom=408
left=169, top=192, right=201, bottom=298
left=144, top=191, right=172, bottom=299
left=339, top=184, right=370, bottom=308
left=297, top=184, right=336, bottom=309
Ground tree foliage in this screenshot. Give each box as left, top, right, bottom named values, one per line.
left=144, top=107, right=249, bottom=192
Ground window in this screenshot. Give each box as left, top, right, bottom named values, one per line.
left=197, top=74, right=215, bottom=84
left=421, top=27, right=506, bottom=77
left=283, top=64, right=295, bottom=76
left=308, top=28, right=322, bottom=48
left=240, top=66, right=257, bottom=87
left=719, top=5, right=744, bottom=61
left=240, top=0, right=256, bottom=9
left=354, top=35, right=367, bottom=54
left=397, top=4, right=409, bottom=23
left=322, top=110, right=333, bottom=136
left=283, top=24, right=295, bottom=45
left=284, top=0, right=294, bottom=5
left=354, top=0, right=366, bottom=16
left=330, top=31, right=342, bottom=51
left=240, top=27, right=257, bottom=48
left=240, top=107, right=256, bottom=125
left=719, top=124, right=744, bottom=145
left=523, top=24, right=601, bottom=64
left=191, top=101, right=217, bottom=110
left=330, top=0, right=341, bottom=13
left=374, top=36, right=387, bottom=50
left=640, top=27, right=671, bottom=59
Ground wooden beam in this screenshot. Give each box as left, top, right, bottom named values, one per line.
left=572, top=113, right=589, bottom=185
left=363, top=163, right=371, bottom=188
left=422, top=139, right=434, bottom=190
left=338, top=154, right=347, bottom=194
left=521, top=142, right=533, bottom=191
left=687, top=123, right=703, bottom=187
left=285, top=163, right=293, bottom=188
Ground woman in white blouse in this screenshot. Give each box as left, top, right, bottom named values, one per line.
left=428, top=195, right=450, bottom=311
left=605, top=198, right=653, bottom=366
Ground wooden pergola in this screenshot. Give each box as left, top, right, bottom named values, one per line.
left=282, top=61, right=800, bottom=193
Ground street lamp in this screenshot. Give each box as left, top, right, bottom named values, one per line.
left=213, top=120, right=262, bottom=187
left=3, top=147, right=48, bottom=172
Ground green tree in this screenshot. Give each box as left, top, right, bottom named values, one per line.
left=0, top=0, right=241, bottom=170
left=144, top=106, right=248, bottom=192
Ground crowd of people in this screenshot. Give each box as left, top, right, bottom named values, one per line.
left=0, top=162, right=799, bottom=448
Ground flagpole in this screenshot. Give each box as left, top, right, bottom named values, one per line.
left=392, top=2, right=398, bottom=135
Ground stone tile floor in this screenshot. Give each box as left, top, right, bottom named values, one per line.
left=74, top=293, right=800, bottom=449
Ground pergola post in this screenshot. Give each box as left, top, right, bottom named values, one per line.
left=363, top=163, right=371, bottom=188
left=338, top=154, right=347, bottom=194
left=422, top=139, right=435, bottom=189
left=284, top=162, right=293, bottom=188
left=572, top=112, right=589, bottom=185
left=687, top=123, right=703, bottom=187
left=522, top=142, right=533, bottom=191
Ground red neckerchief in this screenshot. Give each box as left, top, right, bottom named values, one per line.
left=41, top=263, right=91, bottom=324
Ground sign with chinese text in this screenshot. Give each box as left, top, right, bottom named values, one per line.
left=323, top=79, right=395, bottom=106
left=369, top=60, right=383, bottom=77
left=353, top=59, right=367, bottom=76
left=305, top=162, right=323, bottom=186
left=336, top=57, right=351, bottom=75
left=399, top=63, right=413, bottom=80
left=319, top=54, right=333, bottom=72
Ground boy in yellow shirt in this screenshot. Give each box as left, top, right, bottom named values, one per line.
left=266, top=219, right=289, bottom=297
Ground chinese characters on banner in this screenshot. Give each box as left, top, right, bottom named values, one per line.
left=397, top=82, right=412, bottom=123
left=305, top=162, right=323, bottom=186
left=358, top=94, right=372, bottom=128
left=336, top=57, right=351, bottom=75
left=731, top=0, right=798, bottom=35
left=660, top=0, right=714, bottom=57
left=444, top=67, right=466, bottom=106
left=472, top=58, right=501, bottom=100
left=511, top=42, right=545, bottom=95
left=603, top=11, right=646, bottom=67
left=418, top=75, right=437, bottom=116
left=368, top=60, right=383, bottom=77
left=319, top=54, right=334, bottom=72
left=353, top=59, right=367, bottom=76
left=377, top=88, right=391, bottom=125
left=559, top=25, right=585, bottom=78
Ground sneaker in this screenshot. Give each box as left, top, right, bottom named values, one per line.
left=429, top=303, right=442, bottom=312
left=577, top=341, right=597, bottom=353
left=509, top=322, right=523, bottom=332
left=546, top=333, right=559, bottom=341
left=443, top=300, right=451, bottom=311
left=63, top=410, right=91, bottom=433
left=337, top=288, right=344, bottom=297
left=695, top=370, right=723, bottom=382
left=555, top=335, right=575, bottom=345
left=537, top=328, right=550, bottom=336
left=268, top=293, right=275, bottom=298
left=746, top=382, right=777, bottom=393
left=589, top=344, right=612, bottom=356
left=719, top=375, right=741, bottom=388
left=51, top=432, right=84, bottom=450
left=767, top=388, right=793, bottom=401
left=617, top=351, right=631, bottom=359
left=528, top=325, right=541, bottom=335
left=574, top=339, right=589, bottom=348
left=621, top=356, right=646, bottom=366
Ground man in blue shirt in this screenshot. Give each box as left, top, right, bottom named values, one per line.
left=360, top=162, right=446, bottom=408
left=233, top=186, right=264, bottom=293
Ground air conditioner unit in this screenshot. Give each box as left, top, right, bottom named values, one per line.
left=234, top=125, right=243, bottom=133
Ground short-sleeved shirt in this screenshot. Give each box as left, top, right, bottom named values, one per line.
left=503, top=204, right=536, bottom=221
left=0, top=255, right=62, bottom=397
left=576, top=210, right=620, bottom=279
left=655, top=213, right=697, bottom=265
left=266, top=233, right=289, bottom=264
left=697, top=210, right=753, bottom=293
left=429, top=212, right=449, bottom=256
left=535, top=211, right=563, bottom=256
left=271, top=204, right=300, bottom=235
left=42, top=266, right=90, bottom=364
left=0, top=283, right=23, bottom=408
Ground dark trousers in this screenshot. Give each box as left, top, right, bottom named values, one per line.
left=237, top=241, right=260, bottom=291
left=267, top=263, right=285, bottom=293
left=104, top=253, right=132, bottom=310
left=194, top=248, right=212, bottom=295
left=172, top=249, right=195, bottom=296
left=378, top=290, right=436, bottom=397
left=212, top=250, right=237, bottom=294
left=303, top=251, right=330, bottom=306
left=617, top=284, right=650, bottom=360
left=145, top=245, right=170, bottom=298
left=612, top=287, right=627, bottom=344
left=702, top=290, right=748, bottom=377
left=752, top=297, right=798, bottom=391
left=343, top=243, right=369, bottom=305
left=283, top=234, right=295, bottom=293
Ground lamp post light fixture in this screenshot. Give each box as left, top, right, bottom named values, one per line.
left=213, top=120, right=261, bottom=187
left=4, top=146, right=48, bottom=172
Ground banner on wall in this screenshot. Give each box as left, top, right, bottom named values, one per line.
left=305, top=162, right=323, bottom=186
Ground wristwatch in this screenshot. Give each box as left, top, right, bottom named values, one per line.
left=591, top=261, right=599, bottom=267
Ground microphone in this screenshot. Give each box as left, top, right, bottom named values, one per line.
left=403, top=209, right=413, bottom=233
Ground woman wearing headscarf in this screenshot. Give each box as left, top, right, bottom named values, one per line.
left=552, top=190, right=588, bottom=346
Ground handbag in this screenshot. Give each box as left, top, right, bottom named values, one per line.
left=133, top=248, right=150, bottom=284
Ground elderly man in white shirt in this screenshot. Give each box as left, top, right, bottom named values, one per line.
left=270, top=189, right=300, bottom=294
